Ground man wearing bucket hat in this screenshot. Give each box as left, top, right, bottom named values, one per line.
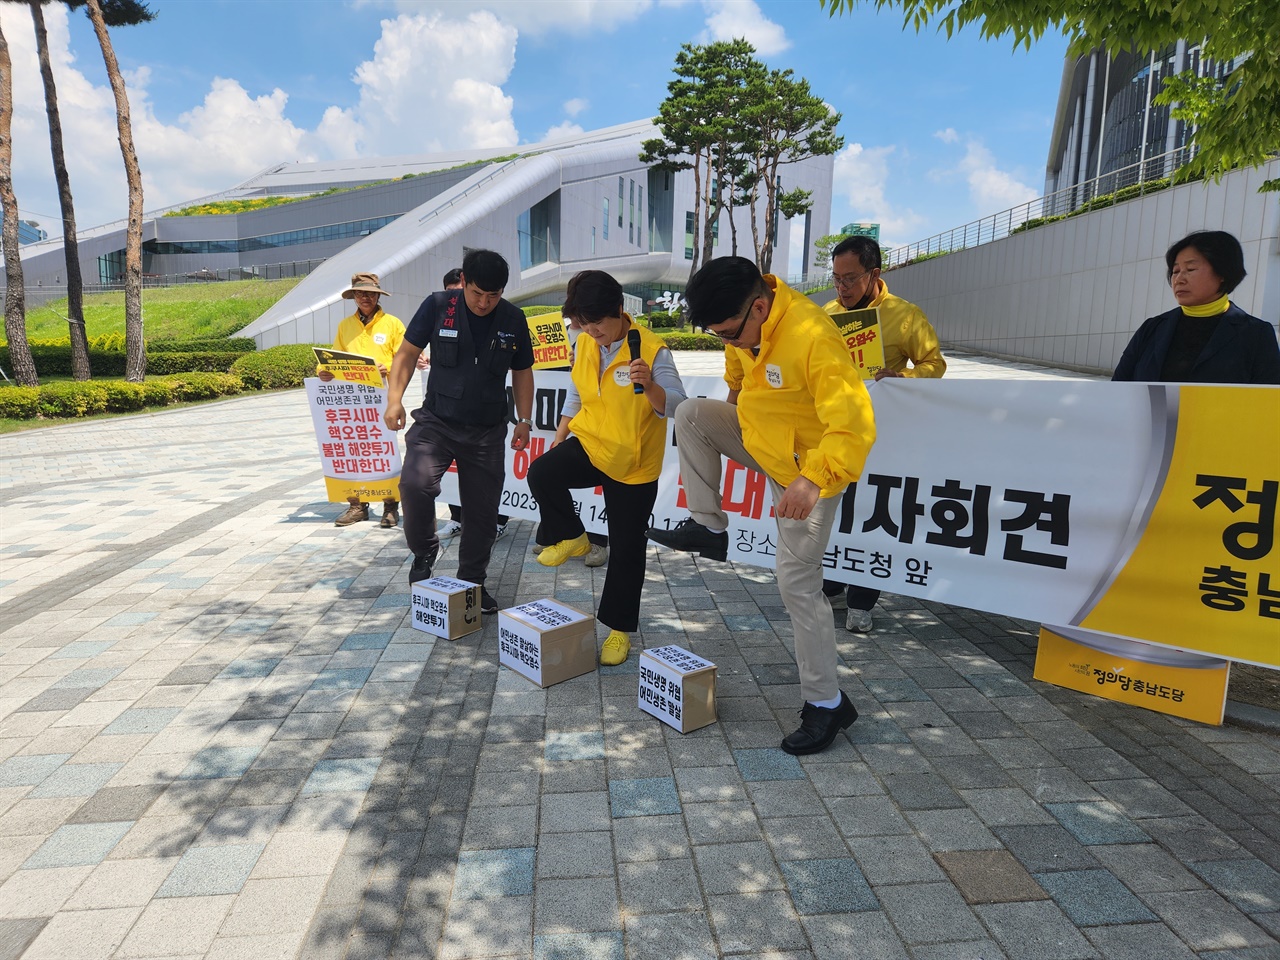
left=330, top=272, right=406, bottom=529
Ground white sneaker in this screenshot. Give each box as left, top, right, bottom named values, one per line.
left=495, top=523, right=509, bottom=540
left=437, top=519, right=462, bottom=539
left=585, top=544, right=609, bottom=567
left=845, top=608, right=873, bottom=633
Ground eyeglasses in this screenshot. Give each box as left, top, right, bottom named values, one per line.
left=832, top=271, right=873, bottom=289
left=352, top=291, right=379, bottom=299
left=708, top=298, right=757, bottom=342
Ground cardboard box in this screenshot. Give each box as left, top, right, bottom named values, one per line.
left=498, top=599, right=596, bottom=688
left=638, top=645, right=717, bottom=733
left=410, top=576, right=481, bottom=641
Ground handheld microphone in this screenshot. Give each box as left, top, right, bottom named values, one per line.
left=627, top=329, right=644, bottom=394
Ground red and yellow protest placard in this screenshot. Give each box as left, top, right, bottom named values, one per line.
left=829, top=307, right=886, bottom=380
left=526, top=312, right=571, bottom=370
left=313, top=347, right=383, bottom=388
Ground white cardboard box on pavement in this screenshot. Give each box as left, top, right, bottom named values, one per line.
left=638, top=644, right=717, bottom=733
left=410, top=576, right=481, bottom=640
left=498, top=599, right=596, bottom=687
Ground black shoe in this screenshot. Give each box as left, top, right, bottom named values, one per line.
left=409, top=544, right=439, bottom=585
left=781, top=692, right=858, bottom=756
left=480, top=587, right=499, bottom=615
left=646, top=518, right=728, bottom=562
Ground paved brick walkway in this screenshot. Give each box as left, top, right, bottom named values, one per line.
left=0, top=353, right=1277, bottom=960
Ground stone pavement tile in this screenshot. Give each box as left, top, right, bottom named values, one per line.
left=747, top=780, right=825, bottom=819
left=116, top=893, right=235, bottom=957
left=763, top=816, right=849, bottom=862
left=623, top=912, right=715, bottom=960
left=196, top=803, right=289, bottom=845
left=273, top=710, right=344, bottom=740
left=1256, top=912, right=1280, bottom=940
left=533, top=931, right=624, bottom=960
left=876, top=882, right=986, bottom=944
left=0, top=917, right=46, bottom=960
left=883, top=772, right=965, bottom=811
left=904, top=809, right=1002, bottom=852
left=618, top=859, right=702, bottom=915
left=545, top=731, right=605, bottom=762
left=1141, top=814, right=1246, bottom=862
left=439, top=895, right=533, bottom=959
left=1141, top=890, right=1276, bottom=951
left=1082, top=923, right=1197, bottom=960
left=803, top=911, right=908, bottom=960
left=1092, top=777, right=1196, bottom=819
left=19, top=904, right=141, bottom=959
left=857, top=744, right=934, bottom=776
left=827, top=796, right=912, bottom=838
left=0, top=865, right=93, bottom=919
left=301, top=756, right=381, bottom=794
left=541, top=760, right=605, bottom=793
left=910, top=941, right=1008, bottom=960
left=224, top=767, right=308, bottom=807
left=846, top=718, right=912, bottom=747
left=607, top=746, right=674, bottom=781
left=781, top=858, right=878, bottom=914
left=147, top=777, right=238, bottom=819
left=905, top=726, right=985, bottom=759
left=1191, top=858, right=1280, bottom=914
left=693, top=840, right=782, bottom=895
left=67, top=783, right=164, bottom=828
left=612, top=814, right=690, bottom=863
left=803, top=762, right=884, bottom=798
left=734, top=749, right=806, bottom=783
left=175, top=745, right=262, bottom=781
left=101, top=707, right=182, bottom=736
left=204, top=931, right=308, bottom=960
left=536, top=831, right=614, bottom=879
left=1034, top=869, right=1157, bottom=926
left=155, top=842, right=264, bottom=897
left=0, top=835, right=41, bottom=884
left=453, top=847, right=536, bottom=899
left=464, top=804, right=538, bottom=850
left=534, top=877, right=621, bottom=934
left=707, top=891, right=808, bottom=955
left=609, top=777, right=681, bottom=818
left=27, top=761, right=124, bottom=798
left=219, top=875, right=327, bottom=937
left=667, top=736, right=735, bottom=770
left=848, top=835, right=945, bottom=885
left=961, top=787, right=1058, bottom=827
left=1045, top=801, right=1150, bottom=845
left=674, top=766, right=747, bottom=804
left=990, top=824, right=1100, bottom=874
left=251, top=738, right=327, bottom=770
left=978, top=738, right=1059, bottom=770
left=0, top=753, right=71, bottom=788
left=684, top=801, right=764, bottom=845
left=1008, top=767, right=1101, bottom=803
left=473, top=769, right=541, bottom=807
left=974, top=900, right=1099, bottom=960
left=22, top=820, right=133, bottom=868
left=63, top=856, right=179, bottom=909
left=542, top=792, right=610, bottom=834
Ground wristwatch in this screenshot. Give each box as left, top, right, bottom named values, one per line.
left=517, top=417, right=533, bottom=427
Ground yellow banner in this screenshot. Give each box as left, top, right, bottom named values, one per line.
left=313, top=347, right=383, bottom=387
left=324, top=477, right=401, bottom=503
left=1035, top=626, right=1230, bottom=725
left=527, top=312, right=571, bottom=370
left=830, top=307, right=886, bottom=380
left=1080, top=387, right=1280, bottom=666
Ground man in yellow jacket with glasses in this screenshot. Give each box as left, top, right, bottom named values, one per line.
left=647, top=257, right=876, bottom=755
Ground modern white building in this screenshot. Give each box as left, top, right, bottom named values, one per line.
left=8, top=120, right=834, bottom=348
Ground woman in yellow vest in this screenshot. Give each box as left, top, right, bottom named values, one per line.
left=528, top=271, right=687, bottom=665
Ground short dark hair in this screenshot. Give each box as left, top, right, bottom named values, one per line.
left=563, top=270, right=623, bottom=323
left=831, top=235, right=881, bottom=272
left=461, top=249, right=509, bottom=292
left=442, top=268, right=463, bottom=287
left=1165, top=231, right=1246, bottom=293
left=685, top=256, right=764, bottom=329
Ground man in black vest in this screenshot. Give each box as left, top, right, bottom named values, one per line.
left=384, top=249, right=535, bottom=614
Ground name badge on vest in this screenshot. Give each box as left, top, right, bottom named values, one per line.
left=766, top=364, right=783, bottom=388
left=373, top=333, right=387, bottom=345
left=438, top=329, right=459, bottom=338
left=612, top=367, right=632, bottom=387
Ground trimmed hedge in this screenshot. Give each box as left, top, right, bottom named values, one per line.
left=0, top=346, right=244, bottom=376
left=162, top=371, right=243, bottom=401
left=0, top=371, right=245, bottom=421
left=0, top=386, right=40, bottom=419
left=229, top=343, right=320, bottom=389
left=150, top=337, right=256, bottom=353
left=522, top=305, right=561, bottom=317
left=37, top=381, right=109, bottom=417
left=658, top=332, right=724, bottom=350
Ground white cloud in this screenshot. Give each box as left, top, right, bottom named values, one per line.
left=698, top=0, right=789, bottom=55
left=953, top=139, right=1038, bottom=213
left=3, top=6, right=519, bottom=234
left=541, top=121, right=586, bottom=142
left=934, top=127, right=959, bottom=144
left=831, top=142, right=926, bottom=245
left=381, top=0, right=654, bottom=35
left=563, top=98, right=589, bottom=118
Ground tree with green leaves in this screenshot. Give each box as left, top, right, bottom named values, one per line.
left=820, top=0, right=1280, bottom=191
left=813, top=233, right=851, bottom=272
left=0, top=15, right=37, bottom=385
left=22, top=0, right=155, bottom=382
left=86, top=0, right=146, bottom=380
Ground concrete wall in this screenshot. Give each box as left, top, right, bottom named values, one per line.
left=884, top=159, right=1279, bottom=373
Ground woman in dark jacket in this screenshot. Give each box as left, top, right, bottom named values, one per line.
left=1113, top=230, right=1280, bottom=384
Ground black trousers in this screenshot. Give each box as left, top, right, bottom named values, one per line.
left=527, top=437, right=657, bottom=633
left=401, top=408, right=506, bottom=587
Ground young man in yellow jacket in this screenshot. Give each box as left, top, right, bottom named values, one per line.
left=821, top=235, right=947, bottom=632
left=647, top=257, right=876, bottom=755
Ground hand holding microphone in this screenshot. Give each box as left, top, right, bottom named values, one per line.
left=627, top=329, right=645, bottom=395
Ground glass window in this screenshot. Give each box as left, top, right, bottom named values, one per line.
left=603, top=198, right=609, bottom=240
left=684, top=211, right=695, bottom=260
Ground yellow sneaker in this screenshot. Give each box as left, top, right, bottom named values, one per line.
left=599, top=630, right=631, bottom=666
left=536, top=533, right=592, bottom=567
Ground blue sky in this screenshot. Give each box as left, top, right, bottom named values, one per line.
left=5, top=0, right=1068, bottom=252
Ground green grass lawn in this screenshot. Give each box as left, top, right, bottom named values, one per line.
left=21, top=277, right=303, bottom=342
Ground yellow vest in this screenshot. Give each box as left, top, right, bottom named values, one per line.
left=570, top=322, right=670, bottom=484
left=333, top=308, right=405, bottom=370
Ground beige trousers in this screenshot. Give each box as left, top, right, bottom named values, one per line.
left=674, top=398, right=842, bottom=703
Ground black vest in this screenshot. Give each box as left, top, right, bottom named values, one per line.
left=425, top=290, right=525, bottom=426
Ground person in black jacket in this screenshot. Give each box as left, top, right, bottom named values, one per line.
left=1113, top=230, right=1280, bottom=384
left=384, top=250, right=536, bottom=614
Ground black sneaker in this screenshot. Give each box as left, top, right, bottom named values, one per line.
left=409, top=544, right=439, bottom=585
left=780, top=692, right=858, bottom=756
left=646, top=518, right=728, bottom=562
left=480, top=587, right=499, bottom=614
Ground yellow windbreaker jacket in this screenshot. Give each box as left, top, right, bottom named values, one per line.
left=726, top=277, right=876, bottom=496
left=823, top=280, right=946, bottom=378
